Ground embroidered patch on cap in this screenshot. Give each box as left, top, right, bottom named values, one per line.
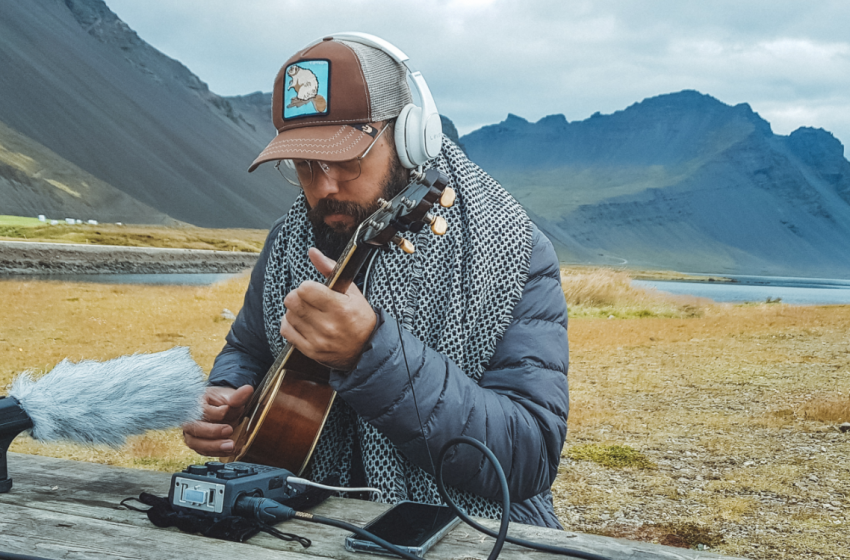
left=283, top=60, right=330, bottom=119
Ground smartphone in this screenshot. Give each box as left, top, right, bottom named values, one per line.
left=344, top=501, right=461, bottom=557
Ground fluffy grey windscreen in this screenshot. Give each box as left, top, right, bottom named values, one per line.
left=9, top=347, right=206, bottom=447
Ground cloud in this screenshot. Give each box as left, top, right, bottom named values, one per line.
left=106, top=0, right=850, bottom=153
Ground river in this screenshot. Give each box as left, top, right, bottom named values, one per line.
left=3, top=272, right=850, bottom=305
left=632, top=275, right=850, bottom=305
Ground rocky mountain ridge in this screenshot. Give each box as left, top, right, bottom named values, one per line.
left=3, top=1, right=849, bottom=276
left=461, top=91, right=850, bottom=277
left=0, top=0, right=293, bottom=228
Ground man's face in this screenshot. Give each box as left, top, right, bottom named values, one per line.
left=304, top=124, right=409, bottom=259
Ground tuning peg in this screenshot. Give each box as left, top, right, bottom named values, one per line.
left=439, top=187, right=456, bottom=208
left=392, top=234, right=415, bottom=254
left=424, top=213, right=447, bottom=236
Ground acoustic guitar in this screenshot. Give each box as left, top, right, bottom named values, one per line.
left=224, top=168, right=454, bottom=474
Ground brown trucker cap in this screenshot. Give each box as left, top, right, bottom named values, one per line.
left=248, top=37, right=413, bottom=172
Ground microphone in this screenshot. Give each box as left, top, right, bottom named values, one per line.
left=0, top=346, right=207, bottom=492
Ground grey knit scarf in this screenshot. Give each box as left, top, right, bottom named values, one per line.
left=262, top=138, right=533, bottom=518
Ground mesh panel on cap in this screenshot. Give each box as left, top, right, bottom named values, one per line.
left=339, top=40, right=413, bottom=122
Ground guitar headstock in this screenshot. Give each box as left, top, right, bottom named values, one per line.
left=354, top=169, right=455, bottom=253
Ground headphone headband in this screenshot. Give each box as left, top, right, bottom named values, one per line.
left=308, top=33, right=411, bottom=67
left=301, top=33, right=442, bottom=168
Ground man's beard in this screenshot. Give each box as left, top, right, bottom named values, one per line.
left=307, top=155, right=409, bottom=260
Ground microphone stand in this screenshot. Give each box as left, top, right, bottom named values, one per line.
left=0, top=396, right=34, bottom=493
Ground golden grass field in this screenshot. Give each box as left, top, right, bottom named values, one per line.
left=1, top=266, right=848, bottom=559
left=0, top=216, right=266, bottom=252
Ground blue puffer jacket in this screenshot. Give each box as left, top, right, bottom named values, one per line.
left=209, top=223, right=569, bottom=528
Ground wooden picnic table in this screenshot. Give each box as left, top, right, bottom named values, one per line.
left=0, top=453, right=748, bottom=560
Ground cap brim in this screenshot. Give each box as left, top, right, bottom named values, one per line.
left=248, top=125, right=373, bottom=172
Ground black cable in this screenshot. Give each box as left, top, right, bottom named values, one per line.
left=377, top=251, right=611, bottom=559
left=436, top=437, right=612, bottom=560
left=235, top=495, right=424, bottom=560
left=440, top=437, right=511, bottom=560
left=258, top=523, right=311, bottom=548
left=377, top=255, right=440, bottom=479
left=378, top=255, right=449, bottom=542
left=234, top=445, right=610, bottom=560
left=244, top=439, right=608, bottom=560
left=298, top=513, right=427, bottom=560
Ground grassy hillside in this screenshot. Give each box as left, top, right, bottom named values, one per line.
left=0, top=120, right=175, bottom=224
left=0, top=216, right=43, bottom=227
left=490, top=157, right=714, bottom=221
left=0, top=0, right=294, bottom=228
left=0, top=218, right=266, bottom=252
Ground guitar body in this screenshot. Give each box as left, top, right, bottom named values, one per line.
left=224, top=169, right=451, bottom=475
left=226, top=336, right=340, bottom=474
left=236, top=359, right=336, bottom=474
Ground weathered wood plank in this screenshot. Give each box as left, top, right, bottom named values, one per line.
left=2, top=453, right=172, bottom=528
left=0, top=502, right=307, bottom=560
left=2, top=453, right=749, bottom=560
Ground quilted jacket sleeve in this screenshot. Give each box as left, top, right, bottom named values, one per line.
left=207, top=219, right=283, bottom=389
left=328, top=226, right=570, bottom=503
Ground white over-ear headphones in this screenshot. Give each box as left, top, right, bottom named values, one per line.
left=301, top=32, right=443, bottom=169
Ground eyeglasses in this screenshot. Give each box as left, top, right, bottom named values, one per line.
left=275, top=123, right=389, bottom=188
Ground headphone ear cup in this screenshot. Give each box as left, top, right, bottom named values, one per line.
left=394, top=104, right=415, bottom=169
left=395, top=102, right=441, bottom=167
left=423, top=112, right=443, bottom=159
left=404, top=106, right=427, bottom=167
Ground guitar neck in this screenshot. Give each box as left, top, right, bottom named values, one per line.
left=251, top=239, right=378, bottom=398
left=228, top=169, right=451, bottom=471
left=323, top=236, right=379, bottom=295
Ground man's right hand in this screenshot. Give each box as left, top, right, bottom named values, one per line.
left=182, top=385, right=254, bottom=457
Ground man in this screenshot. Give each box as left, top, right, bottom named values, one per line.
left=183, top=35, right=570, bottom=528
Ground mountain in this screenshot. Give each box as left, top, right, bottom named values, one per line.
left=461, top=91, right=850, bottom=277
left=224, top=92, right=276, bottom=139
left=5, top=2, right=846, bottom=277
left=0, top=119, right=173, bottom=224
left=0, top=0, right=294, bottom=228
left=0, top=0, right=467, bottom=228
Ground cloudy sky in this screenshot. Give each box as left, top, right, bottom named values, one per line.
left=108, top=0, right=850, bottom=154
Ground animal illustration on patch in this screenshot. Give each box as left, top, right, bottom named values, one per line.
left=286, top=65, right=327, bottom=113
